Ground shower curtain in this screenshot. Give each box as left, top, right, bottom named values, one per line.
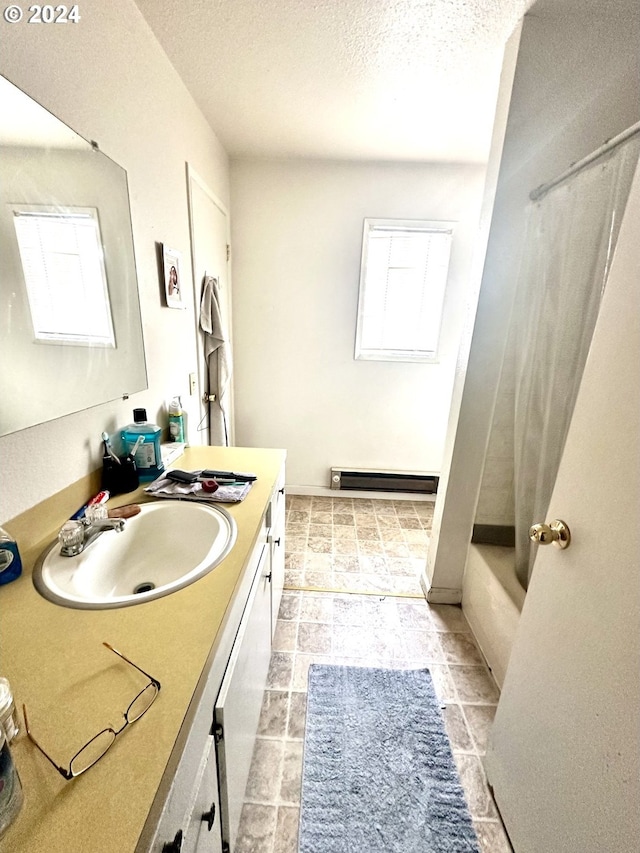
left=513, top=135, right=640, bottom=589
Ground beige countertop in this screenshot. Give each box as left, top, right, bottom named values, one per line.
left=0, top=445, right=285, bottom=852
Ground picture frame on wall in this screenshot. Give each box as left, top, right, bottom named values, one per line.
left=162, top=245, right=184, bottom=309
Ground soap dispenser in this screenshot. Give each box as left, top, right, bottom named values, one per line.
left=168, top=396, right=185, bottom=443
left=121, top=408, right=165, bottom=482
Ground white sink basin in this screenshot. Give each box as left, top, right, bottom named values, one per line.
left=33, top=501, right=237, bottom=610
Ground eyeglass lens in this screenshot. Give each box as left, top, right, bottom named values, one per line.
left=70, top=729, right=116, bottom=776
left=127, top=682, right=158, bottom=723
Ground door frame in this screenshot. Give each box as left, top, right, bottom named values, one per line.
left=185, top=163, right=234, bottom=445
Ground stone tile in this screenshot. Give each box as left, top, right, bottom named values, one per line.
left=397, top=601, right=431, bottom=630
left=303, top=570, right=334, bottom=588
left=287, top=691, right=307, bottom=739
left=407, top=543, right=430, bottom=559
left=332, top=595, right=365, bottom=625
left=333, top=512, right=355, bottom=525
left=454, top=753, right=498, bottom=819
left=245, top=738, right=285, bottom=802
left=307, top=537, right=333, bottom=554
left=439, top=632, right=485, bottom=665
left=297, top=622, right=332, bottom=654
left=266, top=652, right=294, bottom=690
left=304, top=552, right=333, bottom=570
left=309, top=523, right=333, bottom=538
left=384, top=541, right=412, bottom=558
left=333, top=525, right=357, bottom=539
left=360, top=596, right=401, bottom=628
left=357, top=539, right=385, bottom=555
left=358, top=555, right=388, bottom=573
left=398, top=516, right=422, bottom=529
left=403, top=529, right=430, bottom=545
left=390, top=577, right=424, bottom=595
left=280, top=740, right=303, bottom=803
left=333, top=538, right=359, bottom=555
left=463, top=704, right=498, bottom=754
left=286, top=510, right=310, bottom=524
left=427, top=604, right=471, bottom=632
left=272, top=620, right=297, bottom=652
left=473, top=820, right=514, bottom=853
left=235, top=804, right=278, bottom=853
left=399, top=629, right=445, bottom=663
left=278, top=593, right=300, bottom=621
left=428, top=664, right=458, bottom=702
left=285, top=534, right=308, bottom=551
left=376, top=515, right=402, bottom=531
left=275, top=806, right=300, bottom=853
left=298, top=594, right=333, bottom=623
left=257, top=690, right=290, bottom=738
left=308, top=510, right=332, bottom=524
left=331, top=555, right=360, bottom=573
left=354, top=519, right=379, bottom=535
left=287, top=495, right=311, bottom=508
left=442, top=703, right=474, bottom=752
left=449, top=665, right=500, bottom=704
left=292, top=653, right=332, bottom=690
left=284, top=570, right=304, bottom=587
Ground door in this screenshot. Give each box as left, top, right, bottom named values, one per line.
left=187, top=166, right=233, bottom=445
left=484, top=164, right=640, bottom=852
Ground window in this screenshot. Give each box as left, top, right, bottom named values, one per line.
left=12, top=205, right=115, bottom=347
left=354, top=218, right=454, bottom=362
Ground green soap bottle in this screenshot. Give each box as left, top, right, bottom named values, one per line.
left=121, top=408, right=165, bottom=482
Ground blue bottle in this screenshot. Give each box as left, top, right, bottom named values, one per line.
left=121, top=408, right=165, bottom=482
left=0, top=529, right=22, bottom=586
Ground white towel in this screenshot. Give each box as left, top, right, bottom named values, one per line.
left=200, top=276, right=232, bottom=445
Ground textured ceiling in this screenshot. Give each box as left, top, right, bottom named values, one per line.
left=134, top=0, right=532, bottom=163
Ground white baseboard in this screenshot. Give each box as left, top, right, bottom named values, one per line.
left=420, top=571, right=463, bottom=604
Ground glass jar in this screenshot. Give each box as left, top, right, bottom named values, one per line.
left=0, top=678, right=19, bottom=743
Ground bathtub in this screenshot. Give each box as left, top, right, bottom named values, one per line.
left=461, top=544, right=526, bottom=689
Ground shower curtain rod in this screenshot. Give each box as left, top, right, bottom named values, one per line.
left=530, top=120, right=640, bottom=201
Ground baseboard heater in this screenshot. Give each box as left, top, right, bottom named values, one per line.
left=330, top=467, right=439, bottom=494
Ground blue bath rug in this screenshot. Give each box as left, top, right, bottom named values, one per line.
left=299, top=665, right=480, bottom=853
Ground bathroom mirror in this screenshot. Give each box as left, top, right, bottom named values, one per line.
left=0, top=75, right=148, bottom=436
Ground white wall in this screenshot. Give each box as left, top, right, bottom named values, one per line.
left=0, top=0, right=229, bottom=523
left=229, top=159, right=485, bottom=489
left=426, top=0, right=640, bottom=600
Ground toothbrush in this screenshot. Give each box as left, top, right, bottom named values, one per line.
left=101, top=431, right=121, bottom=464
left=128, top=435, right=145, bottom=460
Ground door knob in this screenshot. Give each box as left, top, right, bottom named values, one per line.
left=529, top=519, right=571, bottom=549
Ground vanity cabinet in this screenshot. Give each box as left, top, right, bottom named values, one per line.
left=215, top=543, right=271, bottom=849
left=149, top=461, right=285, bottom=853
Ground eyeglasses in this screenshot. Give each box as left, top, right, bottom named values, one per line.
left=23, top=642, right=161, bottom=780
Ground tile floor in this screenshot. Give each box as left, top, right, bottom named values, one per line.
left=235, top=496, right=512, bottom=853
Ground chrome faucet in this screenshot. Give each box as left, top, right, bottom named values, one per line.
left=58, top=517, right=125, bottom=557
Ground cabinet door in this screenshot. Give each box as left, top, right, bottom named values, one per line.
left=193, top=736, right=223, bottom=853
left=214, top=545, right=272, bottom=852
left=175, top=735, right=223, bottom=853
left=268, top=491, right=286, bottom=638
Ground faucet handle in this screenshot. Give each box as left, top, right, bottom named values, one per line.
left=85, top=504, right=108, bottom=523
left=58, top=521, right=85, bottom=554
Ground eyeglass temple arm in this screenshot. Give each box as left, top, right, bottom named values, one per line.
left=22, top=704, right=74, bottom=780
left=103, top=642, right=161, bottom=689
